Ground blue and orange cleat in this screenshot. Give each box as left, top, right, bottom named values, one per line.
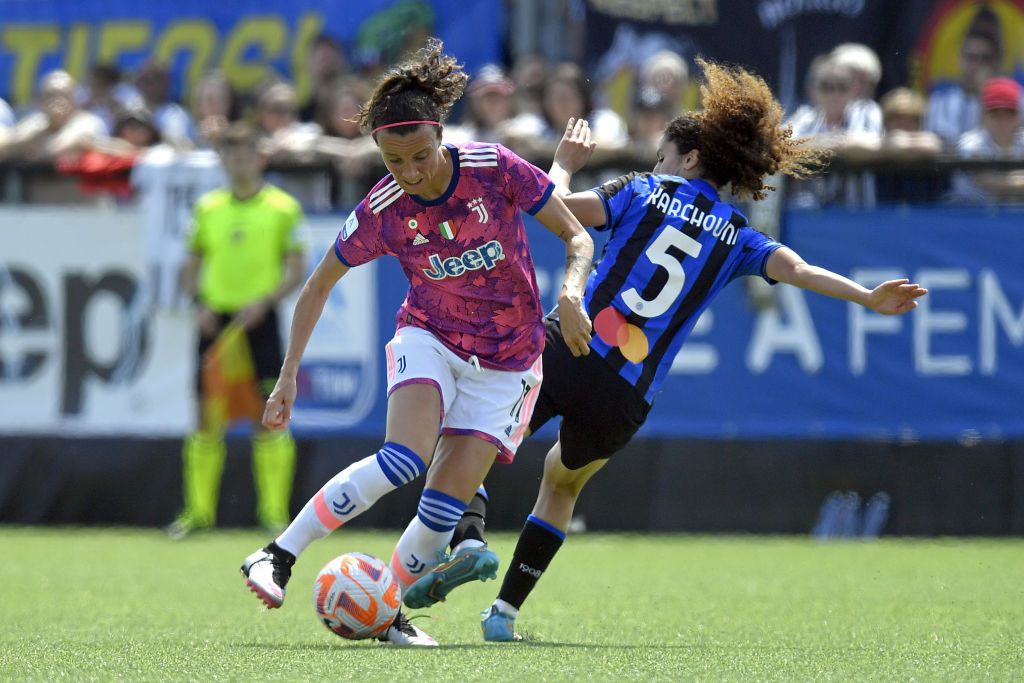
left=402, top=546, right=499, bottom=609
left=481, top=605, right=522, bottom=642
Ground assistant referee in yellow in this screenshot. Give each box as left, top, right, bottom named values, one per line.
left=170, top=122, right=307, bottom=538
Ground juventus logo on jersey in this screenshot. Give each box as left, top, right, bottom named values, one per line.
left=467, top=197, right=489, bottom=224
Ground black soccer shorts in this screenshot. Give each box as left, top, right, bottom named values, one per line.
left=195, top=307, right=283, bottom=399
left=528, top=319, right=651, bottom=470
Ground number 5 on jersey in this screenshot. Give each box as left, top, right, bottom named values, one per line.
left=622, top=228, right=703, bottom=318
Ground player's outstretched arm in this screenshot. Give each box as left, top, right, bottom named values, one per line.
left=263, top=247, right=349, bottom=429
left=765, top=246, right=927, bottom=315
left=547, top=117, right=607, bottom=227
left=533, top=193, right=594, bottom=356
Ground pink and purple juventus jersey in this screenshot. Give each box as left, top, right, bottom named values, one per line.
left=334, top=142, right=555, bottom=371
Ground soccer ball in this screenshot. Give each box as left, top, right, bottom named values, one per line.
left=313, top=552, right=401, bottom=640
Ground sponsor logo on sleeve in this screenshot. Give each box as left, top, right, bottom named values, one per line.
left=340, top=212, right=359, bottom=241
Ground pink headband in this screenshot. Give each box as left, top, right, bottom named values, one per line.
left=371, top=120, right=441, bottom=135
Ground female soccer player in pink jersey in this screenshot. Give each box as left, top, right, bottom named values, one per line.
left=240, top=40, right=594, bottom=646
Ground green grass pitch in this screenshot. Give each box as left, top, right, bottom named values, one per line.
left=2, top=527, right=1022, bottom=680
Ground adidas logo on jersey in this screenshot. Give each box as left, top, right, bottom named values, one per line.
left=422, top=239, right=505, bottom=281
left=412, top=233, right=430, bottom=245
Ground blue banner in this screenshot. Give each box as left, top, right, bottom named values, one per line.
left=0, top=0, right=504, bottom=105
left=315, top=205, right=1024, bottom=441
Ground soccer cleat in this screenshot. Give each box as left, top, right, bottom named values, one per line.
left=402, top=546, right=499, bottom=609
left=377, top=611, right=438, bottom=647
left=240, top=545, right=293, bottom=609
left=481, top=605, right=522, bottom=642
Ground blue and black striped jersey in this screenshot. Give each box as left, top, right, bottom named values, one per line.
left=584, top=172, right=782, bottom=402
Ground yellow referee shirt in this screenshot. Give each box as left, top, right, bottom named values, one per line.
left=189, top=185, right=306, bottom=312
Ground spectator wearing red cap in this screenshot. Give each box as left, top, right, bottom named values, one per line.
left=952, top=77, right=1024, bottom=202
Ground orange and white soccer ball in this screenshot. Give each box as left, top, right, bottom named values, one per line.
left=313, top=552, right=401, bottom=640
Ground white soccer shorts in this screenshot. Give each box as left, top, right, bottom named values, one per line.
left=384, top=325, right=543, bottom=463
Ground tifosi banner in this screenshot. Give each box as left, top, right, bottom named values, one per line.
left=0, top=0, right=505, bottom=106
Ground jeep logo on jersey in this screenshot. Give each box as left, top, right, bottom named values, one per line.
left=421, top=240, right=505, bottom=280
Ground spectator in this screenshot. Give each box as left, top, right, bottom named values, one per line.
left=190, top=71, right=239, bottom=149
left=135, top=60, right=194, bottom=149
left=874, top=88, right=946, bottom=204
left=447, top=64, right=526, bottom=144
left=80, top=63, right=143, bottom=134
left=790, top=58, right=857, bottom=138
left=497, top=56, right=551, bottom=146
left=112, top=105, right=162, bottom=150
left=830, top=43, right=883, bottom=133
left=56, top=105, right=162, bottom=201
left=0, top=70, right=107, bottom=163
left=637, top=50, right=689, bottom=118
left=299, top=34, right=348, bottom=122
left=630, top=85, right=674, bottom=150
left=315, top=76, right=367, bottom=140
left=315, top=76, right=378, bottom=179
left=507, top=61, right=626, bottom=154
left=880, top=88, right=942, bottom=158
left=510, top=52, right=549, bottom=117
left=952, top=77, right=1024, bottom=203
left=255, top=82, right=329, bottom=209
left=926, top=6, right=1003, bottom=148
left=788, top=57, right=882, bottom=208
left=256, top=82, right=321, bottom=163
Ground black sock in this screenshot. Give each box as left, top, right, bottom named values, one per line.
left=450, top=489, right=488, bottom=550
left=497, top=515, right=565, bottom=610
left=266, top=541, right=296, bottom=566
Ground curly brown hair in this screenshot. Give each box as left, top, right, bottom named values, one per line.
left=665, top=58, right=826, bottom=200
left=359, top=38, right=468, bottom=136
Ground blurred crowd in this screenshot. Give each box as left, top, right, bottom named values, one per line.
left=0, top=6, right=1022, bottom=209
left=785, top=7, right=1024, bottom=207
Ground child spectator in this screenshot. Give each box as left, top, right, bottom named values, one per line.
left=952, top=77, right=1024, bottom=203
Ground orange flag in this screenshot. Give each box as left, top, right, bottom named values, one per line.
left=201, top=323, right=264, bottom=432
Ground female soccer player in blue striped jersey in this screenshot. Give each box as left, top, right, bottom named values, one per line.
left=405, top=59, right=928, bottom=640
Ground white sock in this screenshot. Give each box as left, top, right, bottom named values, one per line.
left=493, top=599, right=518, bottom=618
left=389, top=488, right=467, bottom=590
left=452, top=538, right=485, bottom=555
left=275, top=442, right=425, bottom=558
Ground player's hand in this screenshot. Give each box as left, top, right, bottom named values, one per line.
left=865, top=279, right=928, bottom=315
left=263, top=375, right=296, bottom=430
left=235, top=298, right=271, bottom=330
left=554, top=117, right=597, bottom=174
left=195, top=306, right=220, bottom=338
left=557, top=293, right=592, bottom=357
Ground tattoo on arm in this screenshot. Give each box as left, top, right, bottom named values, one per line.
left=564, top=251, right=591, bottom=291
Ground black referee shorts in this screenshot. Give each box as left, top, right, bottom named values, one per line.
left=195, top=307, right=283, bottom=399
left=528, top=319, right=651, bottom=470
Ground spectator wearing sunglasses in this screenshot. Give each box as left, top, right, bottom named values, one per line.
left=787, top=56, right=882, bottom=208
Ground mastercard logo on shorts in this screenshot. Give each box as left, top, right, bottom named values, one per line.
left=593, top=307, right=649, bottom=363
